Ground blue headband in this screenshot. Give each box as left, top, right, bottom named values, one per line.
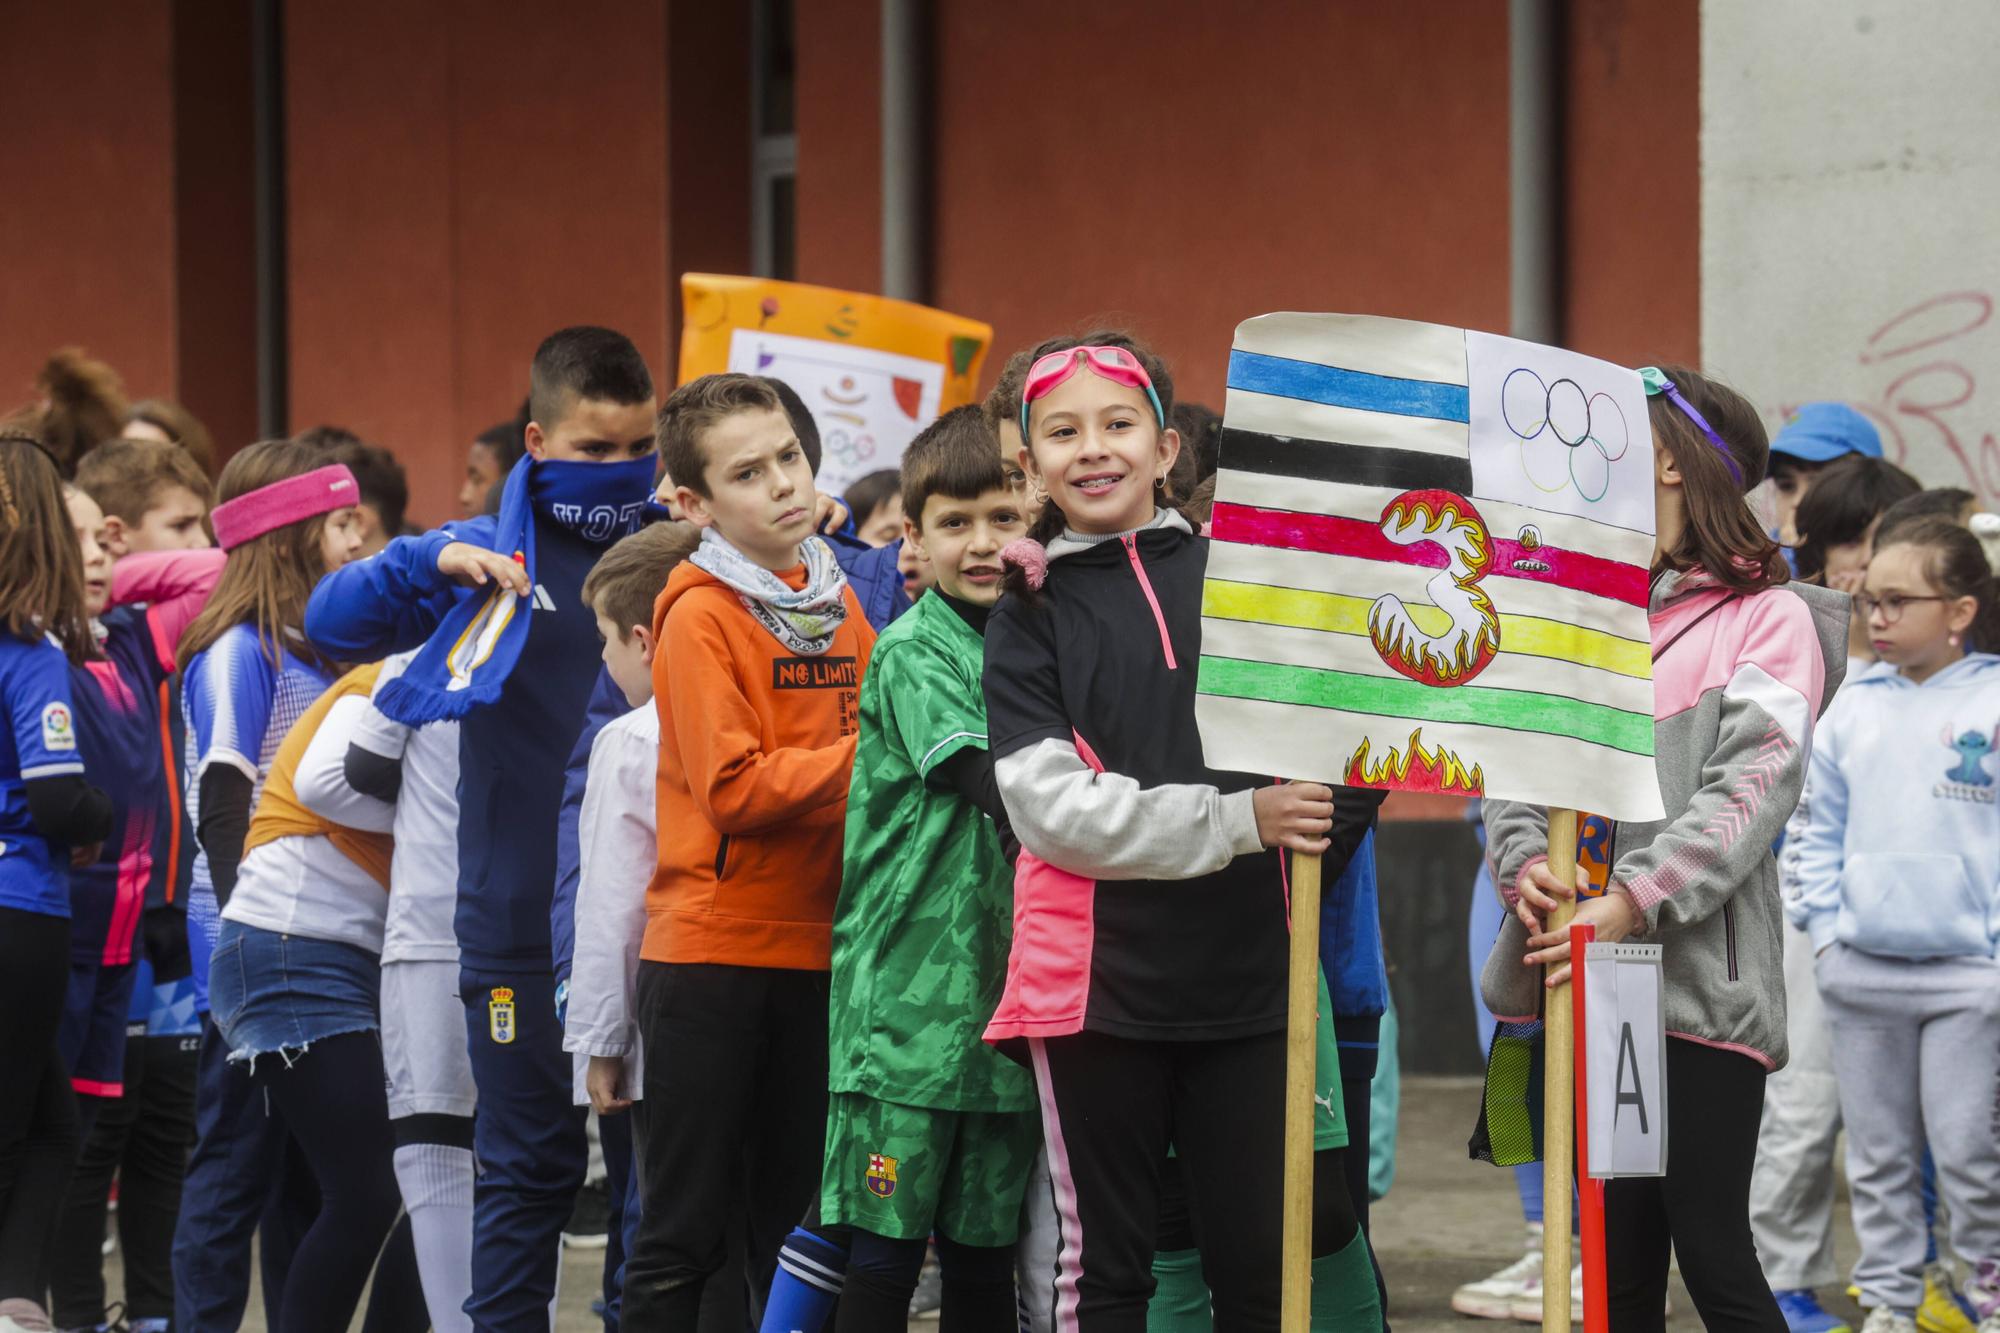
left=1639, top=367, right=1743, bottom=487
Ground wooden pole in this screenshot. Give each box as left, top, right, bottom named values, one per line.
left=1541, top=808, right=1580, bottom=1332
left=1280, top=851, right=1324, bottom=1333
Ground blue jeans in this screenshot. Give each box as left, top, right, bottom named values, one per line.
left=459, top=966, right=586, bottom=1333
left=209, top=922, right=380, bottom=1063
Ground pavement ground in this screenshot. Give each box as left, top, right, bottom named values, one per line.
left=98, top=1074, right=1863, bottom=1331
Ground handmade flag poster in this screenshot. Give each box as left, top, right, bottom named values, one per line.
left=1196, top=313, right=1665, bottom=822
left=679, top=273, right=991, bottom=497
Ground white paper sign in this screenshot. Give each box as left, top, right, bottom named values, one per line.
left=1583, top=941, right=1668, bottom=1178
left=726, top=329, right=945, bottom=498
left=1465, top=330, right=1654, bottom=537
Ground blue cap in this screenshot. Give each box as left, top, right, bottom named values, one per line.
left=1769, top=402, right=1883, bottom=465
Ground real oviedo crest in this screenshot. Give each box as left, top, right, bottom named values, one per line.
left=488, top=987, right=516, bottom=1045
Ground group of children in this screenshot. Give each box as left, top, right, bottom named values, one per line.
left=2, top=318, right=1998, bottom=1333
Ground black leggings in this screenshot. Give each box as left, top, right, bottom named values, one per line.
left=0, top=906, right=79, bottom=1299
left=1606, top=1038, right=1785, bottom=1333
left=1031, top=1030, right=1359, bottom=1333
left=835, top=1231, right=1015, bottom=1333
left=49, top=1031, right=199, bottom=1325
left=253, top=1029, right=406, bottom=1333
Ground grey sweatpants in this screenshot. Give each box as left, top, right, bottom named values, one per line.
left=1749, top=921, right=1842, bottom=1290
left=1818, top=944, right=2000, bottom=1312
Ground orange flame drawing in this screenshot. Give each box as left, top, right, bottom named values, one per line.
left=1343, top=728, right=1486, bottom=796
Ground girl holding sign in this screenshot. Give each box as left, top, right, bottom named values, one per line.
left=1485, top=367, right=1846, bottom=1333
left=985, top=332, right=1383, bottom=1332
left=1791, top=516, right=2000, bottom=1333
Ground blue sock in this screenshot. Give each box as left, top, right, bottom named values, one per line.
left=760, top=1226, right=850, bottom=1333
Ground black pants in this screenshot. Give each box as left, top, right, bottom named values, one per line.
left=1030, top=1029, right=1359, bottom=1333
left=624, top=962, right=831, bottom=1331
left=835, top=1231, right=1015, bottom=1333
left=49, top=1030, right=199, bottom=1325
left=1606, top=1037, right=1785, bottom=1333
left=0, top=906, right=79, bottom=1299
left=253, top=1030, right=407, bottom=1333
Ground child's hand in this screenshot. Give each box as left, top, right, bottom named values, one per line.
left=586, top=1056, right=632, bottom=1116
left=814, top=492, right=851, bottom=534
left=1523, top=889, right=1641, bottom=988
left=1512, top=859, right=1587, bottom=935
left=438, top=542, right=531, bottom=597
left=1253, top=782, right=1335, bottom=855
left=70, top=842, right=101, bottom=869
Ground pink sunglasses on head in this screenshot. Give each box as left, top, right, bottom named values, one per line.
left=1019, top=345, right=1167, bottom=435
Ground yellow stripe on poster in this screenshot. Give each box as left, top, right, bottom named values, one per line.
left=1202, top=580, right=1651, bottom=680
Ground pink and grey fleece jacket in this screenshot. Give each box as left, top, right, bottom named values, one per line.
left=1480, top=570, right=1848, bottom=1072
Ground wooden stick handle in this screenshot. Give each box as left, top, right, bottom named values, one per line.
left=1542, top=808, right=1580, bottom=1333
left=1280, top=851, right=1324, bottom=1333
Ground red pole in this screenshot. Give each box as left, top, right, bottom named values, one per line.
left=1571, top=922, right=1609, bottom=1333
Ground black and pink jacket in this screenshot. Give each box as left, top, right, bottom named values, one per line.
left=982, top=509, right=1379, bottom=1043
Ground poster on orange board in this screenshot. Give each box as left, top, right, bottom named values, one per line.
left=679, top=274, right=992, bottom=499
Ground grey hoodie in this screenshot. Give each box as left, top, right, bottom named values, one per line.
left=1481, top=572, right=1849, bottom=1071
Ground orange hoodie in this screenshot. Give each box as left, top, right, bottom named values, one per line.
left=645, top=558, right=875, bottom=969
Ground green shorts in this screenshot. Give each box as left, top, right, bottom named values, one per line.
left=820, top=1093, right=1041, bottom=1246
left=1314, top=964, right=1347, bottom=1152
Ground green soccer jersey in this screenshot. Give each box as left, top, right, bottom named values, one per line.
left=831, top=592, right=1034, bottom=1113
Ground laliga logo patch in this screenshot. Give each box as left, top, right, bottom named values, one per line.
left=865, top=1152, right=898, bottom=1198
left=488, top=987, right=516, bottom=1045
left=41, top=702, right=75, bottom=751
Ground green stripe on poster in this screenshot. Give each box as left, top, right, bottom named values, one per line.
left=1197, top=655, right=1655, bottom=756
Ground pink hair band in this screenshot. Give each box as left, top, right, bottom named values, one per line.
left=210, top=464, right=360, bottom=551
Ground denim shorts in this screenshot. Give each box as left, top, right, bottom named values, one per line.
left=209, top=919, right=380, bottom=1067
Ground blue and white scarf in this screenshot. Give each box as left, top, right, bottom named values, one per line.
left=689, top=527, right=850, bottom=655
left=376, top=454, right=654, bottom=724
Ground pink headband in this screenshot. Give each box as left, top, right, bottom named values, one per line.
left=210, top=464, right=359, bottom=551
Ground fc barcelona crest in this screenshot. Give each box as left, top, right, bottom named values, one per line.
left=865, top=1152, right=898, bottom=1198
left=488, top=988, right=516, bottom=1045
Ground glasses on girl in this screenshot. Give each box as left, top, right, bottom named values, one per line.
left=1854, top=591, right=1948, bottom=623
left=1019, top=346, right=1166, bottom=435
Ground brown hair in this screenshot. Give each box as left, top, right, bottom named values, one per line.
left=900, top=406, right=1010, bottom=530
left=1791, top=454, right=1920, bottom=583
left=74, top=437, right=215, bottom=527
left=178, top=439, right=344, bottom=672
left=127, top=398, right=218, bottom=477
left=656, top=374, right=785, bottom=498
left=0, top=430, right=93, bottom=661
left=1873, top=514, right=2000, bottom=653
left=1647, top=365, right=1788, bottom=593
left=12, top=349, right=131, bottom=477
left=980, top=346, right=1039, bottom=435
left=1002, top=330, right=1182, bottom=602
left=582, top=520, right=701, bottom=641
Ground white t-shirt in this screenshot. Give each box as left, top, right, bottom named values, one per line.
left=352, top=653, right=462, bottom=965
left=564, top=703, right=657, bottom=1104
left=220, top=693, right=395, bottom=952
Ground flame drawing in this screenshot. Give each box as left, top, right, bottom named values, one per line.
left=1367, top=489, right=1502, bottom=687
left=1344, top=728, right=1486, bottom=796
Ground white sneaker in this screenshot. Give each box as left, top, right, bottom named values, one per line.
left=1509, top=1261, right=1583, bottom=1324
left=0, top=1299, right=54, bottom=1333
left=1862, top=1309, right=1919, bottom=1333
left=1452, top=1225, right=1544, bottom=1319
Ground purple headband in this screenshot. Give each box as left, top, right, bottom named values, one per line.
left=1639, top=366, right=1743, bottom=487
left=210, top=464, right=358, bottom=551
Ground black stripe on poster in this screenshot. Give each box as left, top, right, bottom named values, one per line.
left=1219, top=427, right=1473, bottom=494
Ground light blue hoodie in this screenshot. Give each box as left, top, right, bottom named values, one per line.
left=1790, top=653, right=2000, bottom=959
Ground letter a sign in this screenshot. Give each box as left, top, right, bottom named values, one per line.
left=1582, top=942, right=1668, bottom=1177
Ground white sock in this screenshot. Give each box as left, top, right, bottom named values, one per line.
left=394, top=1142, right=476, bottom=1333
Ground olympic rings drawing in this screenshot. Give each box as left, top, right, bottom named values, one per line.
left=1500, top=368, right=1630, bottom=503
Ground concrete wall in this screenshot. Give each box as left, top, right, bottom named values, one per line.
left=1704, top=0, right=2000, bottom=500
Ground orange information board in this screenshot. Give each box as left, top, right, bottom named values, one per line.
left=679, top=274, right=992, bottom=497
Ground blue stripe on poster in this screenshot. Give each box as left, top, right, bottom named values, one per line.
left=1228, top=349, right=1470, bottom=423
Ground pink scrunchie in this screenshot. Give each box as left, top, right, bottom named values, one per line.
left=1001, top=538, right=1048, bottom=590
left=210, top=464, right=359, bottom=551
